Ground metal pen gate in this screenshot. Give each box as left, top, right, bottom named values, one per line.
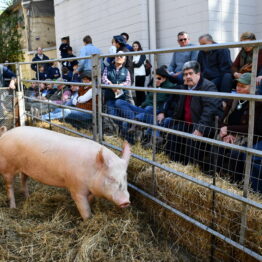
left=2, top=40, right=262, bottom=261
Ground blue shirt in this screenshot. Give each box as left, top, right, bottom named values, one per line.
left=78, top=44, right=101, bottom=72
left=168, top=44, right=199, bottom=73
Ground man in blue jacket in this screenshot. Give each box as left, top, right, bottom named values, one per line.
left=0, top=65, right=16, bottom=89
left=197, top=34, right=233, bottom=93
left=78, top=35, right=100, bottom=74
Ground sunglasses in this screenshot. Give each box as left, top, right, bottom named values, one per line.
left=178, top=38, right=188, bottom=42
left=156, top=77, right=163, bottom=80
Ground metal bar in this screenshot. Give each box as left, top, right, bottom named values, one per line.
left=100, top=84, right=262, bottom=101
left=102, top=141, right=262, bottom=210
left=1, top=40, right=261, bottom=68
left=128, top=183, right=262, bottom=261
left=101, top=112, right=262, bottom=158
left=239, top=46, right=259, bottom=245
left=91, top=54, right=100, bottom=142
left=22, top=79, right=92, bottom=87
left=21, top=79, right=262, bottom=101
left=24, top=96, right=92, bottom=114
left=25, top=111, right=93, bottom=140
left=151, top=54, right=157, bottom=196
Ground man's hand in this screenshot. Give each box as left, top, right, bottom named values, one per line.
left=256, top=76, right=262, bottom=86
left=192, top=130, right=203, bottom=136
left=157, top=113, right=165, bottom=123
left=233, top=72, right=242, bottom=79
left=219, top=126, right=227, bottom=138
left=9, top=79, right=16, bottom=90
left=222, top=135, right=236, bottom=144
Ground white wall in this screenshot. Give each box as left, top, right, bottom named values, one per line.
left=155, top=0, right=208, bottom=66
left=54, top=0, right=149, bottom=57
left=54, top=0, right=262, bottom=66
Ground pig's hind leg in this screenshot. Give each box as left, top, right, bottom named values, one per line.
left=70, top=190, right=92, bottom=219
left=20, top=173, right=29, bottom=198
left=3, top=173, right=16, bottom=208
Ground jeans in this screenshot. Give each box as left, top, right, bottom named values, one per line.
left=41, top=108, right=71, bottom=120
left=65, top=109, right=92, bottom=129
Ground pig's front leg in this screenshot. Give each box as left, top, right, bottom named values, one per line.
left=20, top=173, right=29, bottom=198
left=3, top=173, right=16, bottom=208
left=70, top=190, right=92, bottom=219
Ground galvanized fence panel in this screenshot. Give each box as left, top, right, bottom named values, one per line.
left=2, top=40, right=262, bottom=261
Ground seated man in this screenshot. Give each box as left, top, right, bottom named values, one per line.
left=164, top=61, right=223, bottom=167
left=197, top=34, right=233, bottom=93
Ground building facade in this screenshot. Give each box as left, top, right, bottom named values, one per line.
left=54, top=0, right=262, bottom=65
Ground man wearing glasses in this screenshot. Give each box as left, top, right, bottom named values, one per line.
left=168, top=31, right=199, bottom=84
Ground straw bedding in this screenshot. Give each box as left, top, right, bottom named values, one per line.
left=0, top=120, right=261, bottom=261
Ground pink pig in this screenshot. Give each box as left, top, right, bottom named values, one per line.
left=0, top=126, right=131, bottom=219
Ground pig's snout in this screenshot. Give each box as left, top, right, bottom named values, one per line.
left=119, top=201, right=130, bottom=208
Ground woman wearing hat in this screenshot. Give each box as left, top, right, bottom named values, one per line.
left=113, top=35, right=134, bottom=84
left=218, top=72, right=262, bottom=192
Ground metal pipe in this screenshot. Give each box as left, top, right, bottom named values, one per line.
left=102, top=141, right=262, bottom=210
left=239, top=46, right=259, bottom=245
left=100, top=112, right=262, bottom=158
left=128, top=183, right=262, bottom=261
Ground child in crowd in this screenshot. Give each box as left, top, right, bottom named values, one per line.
left=36, top=65, right=48, bottom=80
left=59, top=37, right=70, bottom=58
left=62, top=66, right=73, bottom=82
left=62, top=46, right=78, bottom=72
left=47, top=61, right=61, bottom=80
left=72, top=64, right=81, bottom=82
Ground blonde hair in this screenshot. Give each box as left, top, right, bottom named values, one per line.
left=240, top=32, right=256, bottom=41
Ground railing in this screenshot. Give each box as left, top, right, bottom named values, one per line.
left=2, top=40, right=262, bottom=261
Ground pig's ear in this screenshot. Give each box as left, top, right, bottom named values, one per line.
left=121, top=141, right=131, bottom=164
left=96, top=148, right=107, bottom=169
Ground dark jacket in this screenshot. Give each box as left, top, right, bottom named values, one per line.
left=117, top=46, right=134, bottom=84
left=37, top=72, right=48, bottom=81
left=31, top=54, right=50, bottom=72
left=232, top=48, right=262, bottom=76
left=0, top=65, right=16, bottom=87
left=47, top=67, right=61, bottom=80
left=62, top=54, right=78, bottom=72
left=197, top=47, right=232, bottom=80
left=141, top=79, right=176, bottom=111
left=59, top=43, right=70, bottom=58
left=104, top=64, right=130, bottom=102
left=222, top=99, right=262, bottom=142
left=163, top=77, right=223, bottom=134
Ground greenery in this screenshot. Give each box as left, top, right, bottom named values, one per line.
left=0, top=0, right=23, bottom=63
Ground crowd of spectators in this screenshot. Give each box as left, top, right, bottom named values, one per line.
left=23, top=31, right=262, bottom=193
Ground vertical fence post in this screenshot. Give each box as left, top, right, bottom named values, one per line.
left=16, top=62, right=25, bottom=126
left=239, top=46, right=258, bottom=245
left=151, top=54, right=158, bottom=196
left=92, top=54, right=100, bottom=142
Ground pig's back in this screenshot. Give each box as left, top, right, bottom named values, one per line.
left=0, top=126, right=109, bottom=187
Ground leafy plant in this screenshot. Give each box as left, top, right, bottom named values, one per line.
left=0, top=1, right=24, bottom=63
